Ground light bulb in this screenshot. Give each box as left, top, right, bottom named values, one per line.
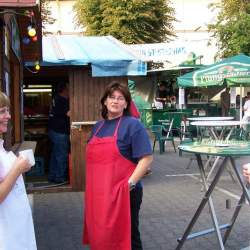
left=27, top=26, right=36, bottom=37
left=22, top=37, right=30, bottom=45
left=31, top=36, right=37, bottom=42
left=35, top=64, right=40, bottom=71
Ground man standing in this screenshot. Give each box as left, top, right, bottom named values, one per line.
left=220, top=87, right=230, bottom=116
left=48, top=82, right=70, bottom=184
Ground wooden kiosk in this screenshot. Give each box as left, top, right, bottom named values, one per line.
left=0, top=1, right=42, bottom=149
left=24, top=35, right=146, bottom=192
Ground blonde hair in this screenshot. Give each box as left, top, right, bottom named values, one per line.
left=0, top=92, right=10, bottom=108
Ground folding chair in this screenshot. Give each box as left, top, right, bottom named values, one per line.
left=151, top=120, right=176, bottom=154
left=179, top=118, right=193, bottom=143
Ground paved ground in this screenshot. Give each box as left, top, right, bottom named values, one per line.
left=30, top=140, right=250, bottom=250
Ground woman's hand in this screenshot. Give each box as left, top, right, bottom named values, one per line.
left=128, top=155, right=153, bottom=185
left=0, top=156, right=31, bottom=203
left=13, top=156, right=32, bottom=174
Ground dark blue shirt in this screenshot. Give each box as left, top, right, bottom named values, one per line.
left=90, top=116, right=152, bottom=164
left=48, top=95, right=70, bottom=134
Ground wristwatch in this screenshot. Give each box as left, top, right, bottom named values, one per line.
left=128, top=180, right=136, bottom=191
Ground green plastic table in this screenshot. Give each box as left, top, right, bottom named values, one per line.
left=176, top=141, right=250, bottom=250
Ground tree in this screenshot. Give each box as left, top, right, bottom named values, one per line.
left=73, top=0, right=176, bottom=44
left=208, top=0, right=250, bottom=58
left=40, top=0, right=55, bottom=34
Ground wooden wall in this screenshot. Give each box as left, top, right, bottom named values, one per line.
left=0, top=24, right=3, bottom=90
left=0, top=16, right=22, bottom=149
left=69, top=68, right=127, bottom=191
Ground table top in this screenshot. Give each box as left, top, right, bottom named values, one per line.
left=187, top=116, right=234, bottom=121
left=190, top=120, right=248, bottom=127
left=179, top=140, right=250, bottom=156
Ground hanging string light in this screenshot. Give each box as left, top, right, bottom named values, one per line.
left=34, top=62, right=40, bottom=71
left=22, top=37, right=31, bottom=45
left=27, top=25, right=36, bottom=37
left=1, top=9, right=40, bottom=74
left=0, top=10, right=37, bottom=42
left=31, top=35, right=38, bottom=42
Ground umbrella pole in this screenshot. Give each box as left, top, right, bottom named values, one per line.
left=240, top=85, right=242, bottom=122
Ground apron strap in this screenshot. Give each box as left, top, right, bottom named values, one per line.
left=114, top=117, right=122, bottom=137
left=94, top=120, right=105, bottom=136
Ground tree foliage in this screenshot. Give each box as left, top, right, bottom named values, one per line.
left=40, top=0, right=55, bottom=34
left=73, top=0, right=176, bottom=44
left=208, top=0, right=250, bottom=58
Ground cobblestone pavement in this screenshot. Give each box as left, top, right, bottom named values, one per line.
left=32, top=141, right=250, bottom=250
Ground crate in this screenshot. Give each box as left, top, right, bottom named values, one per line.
left=25, top=157, right=45, bottom=176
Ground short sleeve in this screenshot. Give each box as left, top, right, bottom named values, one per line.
left=131, top=123, right=152, bottom=160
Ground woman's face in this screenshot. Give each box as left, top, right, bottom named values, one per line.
left=0, top=106, right=11, bottom=133
left=105, top=90, right=127, bottom=119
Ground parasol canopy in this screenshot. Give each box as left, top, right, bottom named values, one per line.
left=177, top=54, right=250, bottom=88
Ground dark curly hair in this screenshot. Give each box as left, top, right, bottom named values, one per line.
left=101, top=82, right=132, bottom=119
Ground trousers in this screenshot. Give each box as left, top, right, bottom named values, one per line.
left=130, top=186, right=143, bottom=250
left=48, top=129, right=69, bottom=182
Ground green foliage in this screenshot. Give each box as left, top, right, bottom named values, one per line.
left=73, top=0, right=176, bottom=44
left=40, top=0, right=55, bottom=34
left=208, top=0, right=250, bottom=58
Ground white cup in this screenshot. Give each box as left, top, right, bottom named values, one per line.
left=19, top=149, right=35, bottom=166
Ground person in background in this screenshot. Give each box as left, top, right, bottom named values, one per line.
left=0, top=91, right=37, bottom=250
left=236, top=94, right=241, bottom=109
left=48, top=82, right=70, bottom=184
left=242, top=92, right=250, bottom=123
left=242, top=164, right=250, bottom=183
left=155, top=82, right=168, bottom=104
left=83, top=82, right=153, bottom=250
left=220, top=87, right=230, bottom=116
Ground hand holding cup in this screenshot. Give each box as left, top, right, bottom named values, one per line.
left=14, top=156, right=32, bottom=174
left=18, top=149, right=35, bottom=167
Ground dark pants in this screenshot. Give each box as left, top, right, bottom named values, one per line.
left=130, top=186, right=143, bottom=250
left=48, top=129, right=69, bottom=182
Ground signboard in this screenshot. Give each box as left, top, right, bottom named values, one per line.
left=129, top=39, right=217, bottom=66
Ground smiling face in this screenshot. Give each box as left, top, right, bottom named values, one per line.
left=0, top=106, right=11, bottom=134
left=104, top=90, right=127, bottom=120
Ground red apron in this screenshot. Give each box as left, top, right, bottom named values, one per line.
left=83, top=117, right=136, bottom=250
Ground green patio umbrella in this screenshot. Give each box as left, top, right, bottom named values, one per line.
left=177, top=54, right=250, bottom=88
left=177, top=54, right=250, bottom=120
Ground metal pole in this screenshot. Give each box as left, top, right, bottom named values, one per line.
left=240, top=84, right=242, bottom=122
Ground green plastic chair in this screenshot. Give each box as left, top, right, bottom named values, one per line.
left=150, top=122, right=176, bottom=154
left=230, top=126, right=250, bottom=141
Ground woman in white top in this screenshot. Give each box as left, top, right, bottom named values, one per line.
left=0, top=92, right=37, bottom=250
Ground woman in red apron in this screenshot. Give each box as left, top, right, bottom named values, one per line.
left=83, top=82, right=153, bottom=250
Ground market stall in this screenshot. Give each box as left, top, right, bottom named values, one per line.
left=24, top=35, right=147, bottom=192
